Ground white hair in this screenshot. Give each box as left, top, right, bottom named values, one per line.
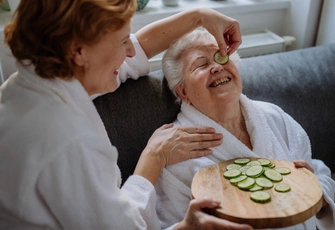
left=162, top=28, right=241, bottom=102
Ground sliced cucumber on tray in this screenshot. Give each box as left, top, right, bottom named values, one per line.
left=222, top=158, right=292, bottom=204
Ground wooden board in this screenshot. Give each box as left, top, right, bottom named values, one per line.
left=191, top=158, right=323, bottom=229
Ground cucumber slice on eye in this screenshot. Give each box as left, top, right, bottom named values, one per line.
left=213, top=51, right=229, bottom=65
left=250, top=191, right=271, bottom=203
left=275, top=183, right=291, bottom=192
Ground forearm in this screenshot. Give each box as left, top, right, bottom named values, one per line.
left=135, top=8, right=201, bottom=59
left=133, top=148, right=165, bottom=185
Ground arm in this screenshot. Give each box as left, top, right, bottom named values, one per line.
left=37, top=137, right=160, bottom=230
left=135, top=7, right=241, bottom=59
left=134, top=124, right=223, bottom=185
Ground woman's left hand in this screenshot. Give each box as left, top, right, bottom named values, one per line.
left=293, top=160, right=314, bottom=173
left=199, top=8, right=242, bottom=55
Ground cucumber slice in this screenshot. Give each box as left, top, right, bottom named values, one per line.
left=250, top=191, right=271, bottom=203
left=257, top=158, right=271, bottom=166
left=237, top=177, right=255, bottom=190
left=246, top=160, right=261, bottom=166
left=275, top=167, right=291, bottom=175
left=223, top=169, right=241, bottom=178
left=239, top=165, right=251, bottom=175
left=275, top=183, right=291, bottom=192
left=230, top=175, right=247, bottom=184
left=213, top=51, right=229, bottom=65
left=268, top=162, right=276, bottom=168
left=255, top=177, right=273, bottom=189
left=249, top=184, right=263, bottom=192
left=246, top=165, right=264, bottom=177
left=264, top=169, right=283, bottom=182
left=226, top=163, right=242, bottom=171
left=234, top=158, right=251, bottom=165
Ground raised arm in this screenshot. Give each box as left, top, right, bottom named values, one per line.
left=135, top=7, right=241, bottom=59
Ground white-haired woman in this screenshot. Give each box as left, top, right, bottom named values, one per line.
left=156, top=29, right=335, bottom=230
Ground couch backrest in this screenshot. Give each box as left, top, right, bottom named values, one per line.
left=239, top=43, right=335, bottom=175
left=94, top=43, right=335, bottom=183
left=93, top=74, right=180, bottom=183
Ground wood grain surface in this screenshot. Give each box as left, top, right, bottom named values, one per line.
left=191, top=158, right=323, bottom=229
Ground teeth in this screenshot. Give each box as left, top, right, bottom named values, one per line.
left=210, top=77, right=230, bottom=87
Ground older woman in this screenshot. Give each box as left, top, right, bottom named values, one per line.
left=157, top=29, right=335, bottom=229
left=0, top=0, right=254, bottom=229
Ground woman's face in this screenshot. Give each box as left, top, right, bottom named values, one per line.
left=177, top=44, right=242, bottom=112
left=74, top=21, right=135, bottom=95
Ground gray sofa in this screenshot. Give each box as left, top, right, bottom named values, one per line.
left=93, top=43, right=335, bottom=184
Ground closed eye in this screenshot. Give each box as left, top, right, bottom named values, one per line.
left=192, top=61, right=208, bottom=72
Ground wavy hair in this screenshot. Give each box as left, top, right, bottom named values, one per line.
left=162, top=28, right=240, bottom=102
left=4, top=0, right=136, bottom=79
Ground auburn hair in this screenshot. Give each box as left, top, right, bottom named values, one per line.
left=4, top=0, right=136, bottom=79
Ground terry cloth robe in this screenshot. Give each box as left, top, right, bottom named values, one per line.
left=0, top=35, right=161, bottom=230
left=155, top=94, right=335, bottom=230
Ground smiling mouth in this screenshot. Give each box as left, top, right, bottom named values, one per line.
left=209, top=77, right=231, bottom=87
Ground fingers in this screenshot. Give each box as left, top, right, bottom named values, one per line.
left=215, top=22, right=241, bottom=56
left=178, top=126, right=217, bottom=134
left=189, top=197, right=221, bottom=210
left=174, top=126, right=223, bottom=159
left=185, top=197, right=254, bottom=230
left=215, top=36, right=228, bottom=56
left=293, top=160, right=314, bottom=173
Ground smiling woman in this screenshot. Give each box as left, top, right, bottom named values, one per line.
left=0, top=0, right=254, bottom=229
left=155, top=29, right=335, bottom=229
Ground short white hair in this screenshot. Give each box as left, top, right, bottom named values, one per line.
left=162, top=28, right=240, bottom=102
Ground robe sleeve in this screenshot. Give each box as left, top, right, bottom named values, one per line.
left=282, top=109, right=335, bottom=230
left=37, top=135, right=160, bottom=230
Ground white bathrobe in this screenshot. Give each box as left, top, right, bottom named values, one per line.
left=156, top=94, right=335, bottom=230
left=0, top=35, right=161, bottom=230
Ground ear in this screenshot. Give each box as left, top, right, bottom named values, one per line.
left=69, top=41, right=85, bottom=66
left=176, top=84, right=191, bottom=104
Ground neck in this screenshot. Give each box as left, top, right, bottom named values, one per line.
left=197, top=99, right=252, bottom=149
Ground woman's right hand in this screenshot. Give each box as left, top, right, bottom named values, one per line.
left=134, top=124, right=223, bottom=185
left=175, top=197, right=253, bottom=230
left=148, top=124, right=223, bottom=166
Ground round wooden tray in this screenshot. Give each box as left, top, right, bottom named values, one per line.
left=191, top=158, right=323, bottom=229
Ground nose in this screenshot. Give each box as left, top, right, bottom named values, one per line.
left=126, top=40, right=136, bottom=58
left=210, top=62, right=224, bottom=75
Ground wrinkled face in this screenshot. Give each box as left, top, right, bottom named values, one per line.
left=176, top=44, right=242, bottom=112
left=75, top=21, right=135, bottom=95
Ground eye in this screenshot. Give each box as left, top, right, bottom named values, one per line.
left=192, top=60, right=208, bottom=71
